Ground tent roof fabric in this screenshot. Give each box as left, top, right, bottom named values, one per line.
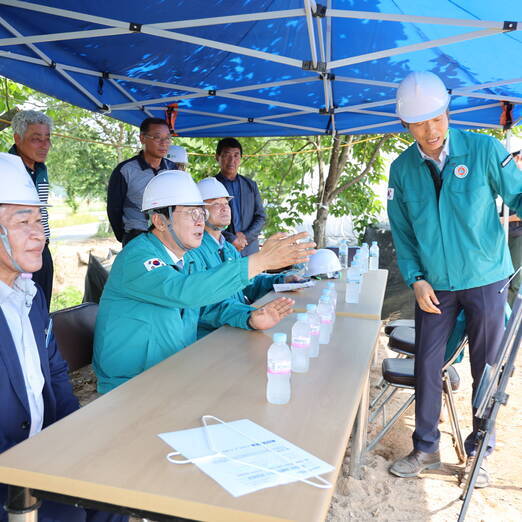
left=0, top=0, right=520, bottom=136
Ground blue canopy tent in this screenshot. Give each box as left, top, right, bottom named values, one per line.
left=0, top=0, right=520, bottom=137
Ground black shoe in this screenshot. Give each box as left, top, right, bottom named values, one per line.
left=389, top=449, right=441, bottom=478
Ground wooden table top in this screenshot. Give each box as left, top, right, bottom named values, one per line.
left=0, top=279, right=386, bottom=522
left=256, top=269, right=388, bottom=320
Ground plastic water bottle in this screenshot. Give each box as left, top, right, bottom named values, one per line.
left=291, top=313, right=311, bottom=373
left=360, top=243, right=369, bottom=274
left=346, top=259, right=362, bottom=303
left=317, top=295, right=333, bottom=344
left=322, top=288, right=336, bottom=329
left=369, top=241, right=379, bottom=270
left=267, top=333, right=292, bottom=404
left=327, top=281, right=338, bottom=309
left=306, top=304, right=321, bottom=358
left=339, top=240, right=348, bottom=269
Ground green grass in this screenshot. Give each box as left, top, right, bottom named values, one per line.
left=49, top=213, right=101, bottom=228
left=50, top=286, right=83, bottom=313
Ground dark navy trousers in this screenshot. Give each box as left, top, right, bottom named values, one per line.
left=413, top=279, right=507, bottom=456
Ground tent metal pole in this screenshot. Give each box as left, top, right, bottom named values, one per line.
left=450, top=103, right=501, bottom=114
left=335, top=76, right=398, bottom=88
left=503, top=130, right=512, bottom=238
left=457, top=78, right=522, bottom=92
left=328, top=8, right=518, bottom=29
left=0, top=16, right=106, bottom=109
left=304, top=0, right=318, bottom=70
left=449, top=119, right=502, bottom=129
left=338, top=120, right=400, bottom=134
left=109, top=80, right=154, bottom=118
left=336, top=98, right=396, bottom=112
left=178, top=118, right=322, bottom=134
left=330, top=28, right=501, bottom=69
left=452, top=91, right=522, bottom=105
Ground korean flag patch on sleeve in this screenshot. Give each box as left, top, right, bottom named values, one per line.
left=387, top=187, right=395, bottom=200
left=144, top=258, right=166, bottom=271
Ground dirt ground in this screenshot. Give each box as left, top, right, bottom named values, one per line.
left=54, top=239, right=521, bottom=522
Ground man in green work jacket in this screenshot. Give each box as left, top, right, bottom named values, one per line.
left=387, top=71, right=522, bottom=487
left=93, top=170, right=314, bottom=393
left=192, top=177, right=303, bottom=338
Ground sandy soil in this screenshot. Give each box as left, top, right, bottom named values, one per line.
left=54, top=239, right=521, bottom=521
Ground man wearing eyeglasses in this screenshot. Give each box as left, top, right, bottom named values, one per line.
left=9, top=110, right=54, bottom=308
left=107, top=117, right=175, bottom=246
left=94, top=170, right=314, bottom=393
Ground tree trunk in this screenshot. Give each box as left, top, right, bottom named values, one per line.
left=312, top=205, right=329, bottom=248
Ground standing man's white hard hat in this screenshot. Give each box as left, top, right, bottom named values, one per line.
left=396, top=71, right=450, bottom=124
left=197, top=177, right=233, bottom=201
left=166, top=145, right=189, bottom=164
left=141, top=170, right=205, bottom=212
left=0, top=153, right=48, bottom=207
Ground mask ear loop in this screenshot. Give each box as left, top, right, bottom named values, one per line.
left=165, top=416, right=333, bottom=488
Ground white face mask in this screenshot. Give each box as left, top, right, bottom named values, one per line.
left=165, top=415, right=332, bottom=490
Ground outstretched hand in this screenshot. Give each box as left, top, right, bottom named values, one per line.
left=249, top=297, right=295, bottom=330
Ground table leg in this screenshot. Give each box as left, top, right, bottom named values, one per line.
left=349, top=369, right=370, bottom=479
left=6, top=486, right=39, bottom=522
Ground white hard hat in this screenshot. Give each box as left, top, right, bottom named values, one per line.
left=197, top=177, right=233, bottom=201
left=396, top=71, right=450, bottom=124
left=0, top=153, right=47, bottom=207
left=166, top=145, right=188, bottom=164
left=141, top=170, right=205, bottom=212
left=305, top=248, right=341, bottom=277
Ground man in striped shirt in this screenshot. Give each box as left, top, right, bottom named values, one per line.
left=9, top=110, right=53, bottom=308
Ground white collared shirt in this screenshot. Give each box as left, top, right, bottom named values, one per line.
left=164, top=247, right=184, bottom=270
left=417, top=134, right=450, bottom=172
left=209, top=233, right=226, bottom=247
left=0, top=276, right=44, bottom=437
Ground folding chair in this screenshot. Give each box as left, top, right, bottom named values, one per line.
left=367, top=336, right=467, bottom=463
left=50, top=302, right=98, bottom=372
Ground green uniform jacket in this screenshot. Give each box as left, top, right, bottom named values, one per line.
left=190, top=231, right=286, bottom=338
left=93, top=233, right=252, bottom=393
left=387, top=128, right=522, bottom=291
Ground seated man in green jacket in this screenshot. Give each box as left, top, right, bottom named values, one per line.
left=93, top=170, right=314, bottom=393
left=192, top=177, right=303, bottom=338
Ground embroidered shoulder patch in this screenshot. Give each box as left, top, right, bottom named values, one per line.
left=144, top=258, right=166, bottom=271
left=387, top=187, right=395, bottom=200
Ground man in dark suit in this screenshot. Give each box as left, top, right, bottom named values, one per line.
left=215, top=137, right=266, bottom=256
left=0, top=153, right=124, bottom=522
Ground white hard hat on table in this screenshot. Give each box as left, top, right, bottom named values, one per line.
left=0, top=153, right=48, bottom=207
left=305, top=248, right=342, bottom=277
left=197, top=177, right=233, bottom=201
left=166, top=145, right=188, bottom=164
left=141, top=170, right=205, bottom=212
left=396, top=71, right=450, bottom=124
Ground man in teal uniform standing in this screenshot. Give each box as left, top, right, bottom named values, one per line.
left=192, top=177, right=304, bottom=338
left=94, top=170, right=314, bottom=393
left=387, top=71, right=522, bottom=486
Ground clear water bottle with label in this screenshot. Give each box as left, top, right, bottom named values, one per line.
left=267, top=333, right=292, bottom=404
left=326, top=281, right=338, bottom=309
left=291, top=313, right=311, bottom=373
left=321, top=288, right=336, bottom=332
left=345, top=259, right=362, bottom=303
left=306, top=304, right=321, bottom=358
left=360, top=243, right=369, bottom=274
left=369, top=241, right=379, bottom=270
left=317, top=295, right=333, bottom=344
left=338, top=239, right=348, bottom=269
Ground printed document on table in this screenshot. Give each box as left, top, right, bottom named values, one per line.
left=273, top=280, right=315, bottom=292
left=158, top=419, right=334, bottom=497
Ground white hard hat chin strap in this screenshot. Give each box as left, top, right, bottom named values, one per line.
left=0, top=224, right=24, bottom=273
left=160, top=208, right=193, bottom=252
left=206, top=221, right=227, bottom=232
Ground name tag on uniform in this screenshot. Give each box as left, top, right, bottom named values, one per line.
left=144, top=258, right=166, bottom=271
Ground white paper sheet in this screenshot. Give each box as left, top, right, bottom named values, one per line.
left=158, top=419, right=334, bottom=497
left=273, top=280, right=315, bottom=292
